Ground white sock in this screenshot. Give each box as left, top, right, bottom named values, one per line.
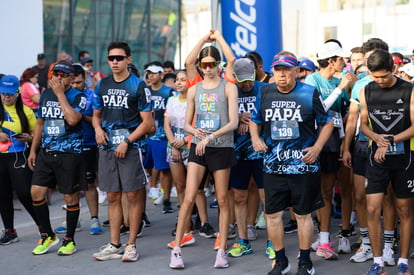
left=320, top=231, right=330, bottom=244
left=398, top=258, right=408, bottom=265
left=373, top=257, right=384, bottom=266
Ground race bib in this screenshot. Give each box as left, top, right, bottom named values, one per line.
left=271, top=120, right=299, bottom=140
left=196, top=113, right=220, bottom=131
left=172, top=126, right=185, bottom=140
left=45, top=120, right=65, bottom=136
left=329, top=111, right=342, bottom=128
left=108, top=128, right=129, bottom=146
left=386, top=142, right=404, bottom=155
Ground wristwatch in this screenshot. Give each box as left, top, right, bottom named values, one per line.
left=124, top=137, right=132, bottom=146
left=385, top=135, right=394, bottom=146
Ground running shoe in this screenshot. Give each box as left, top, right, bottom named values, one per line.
left=383, top=246, right=396, bottom=266
left=349, top=243, right=373, bottom=263
left=397, top=263, right=411, bottom=275
left=338, top=236, right=351, bottom=254
left=148, top=187, right=160, bottom=200
left=213, top=233, right=228, bottom=250
left=228, top=224, right=237, bottom=239
left=142, top=212, right=151, bottom=227
left=284, top=219, right=298, bottom=234
left=137, top=220, right=146, bottom=238
left=168, top=232, right=195, bottom=248
left=120, top=225, right=130, bottom=236
left=209, top=199, right=218, bottom=208
left=247, top=225, right=258, bottom=241
left=162, top=199, right=173, bottom=214
left=268, top=258, right=290, bottom=275
left=265, top=240, right=276, bottom=260
left=93, top=243, right=123, bottom=261
left=214, top=248, right=229, bottom=268
left=351, top=235, right=362, bottom=251
left=102, top=220, right=110, bottom=227
left=54, top=221, right=81, bottom=234
left=32, top=234, right=59, bottom=255
left=311, top=238, right=320, bottom=252
left=227, top=239, right=252, bottom=257
left=170, top=187, right=178, bottom=198
left=170, top=246, right=184, bottom=269
left=0, top=229, right=18, bottom=245
left=90, top=218, right=102, bottom=235
left=297, top=260, right=315, bottom=275
left=365, top=263, right=386, bottom=275
left=122, top=244, right=139, bottom=262
left=199, top=223, right=215, bottom=238
left=57, top=238, right=77, bottom=255
left=153, top=189, right=164, bottom=205
left=255, top=211, right=266, bottom=229
left=316, top=242, right=338, bottom=260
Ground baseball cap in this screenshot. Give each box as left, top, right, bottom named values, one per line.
left=0, top=75, right=20, bottom=95
left=80, top=57, right=93, bottom=64
left=398, top=63, right=414, bottom=78
left=37, top=53, right=45, bottom=60
left=233, top=58, right=255, bottom=82
left=271, top=54, right=298, bottom=68
left=298, top=57, right=316, bottom=72
left=392, top=55, right=403, bottom=64
left=317, top=42, right=349, bottom=59
left=53, top=62, right=74, bottom=74
left=145, top=65, right=164, bottom=73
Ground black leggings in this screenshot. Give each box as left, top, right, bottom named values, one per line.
left=0, top=151, right=39, bottom=230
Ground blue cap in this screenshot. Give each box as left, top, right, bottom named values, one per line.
left=271, top=55, right=298, bottom=68
left=0, top=75, right=20, bottom=95
left=53, top=62, right=74, bottom=74
left=298, top=58, right=316, bottom=72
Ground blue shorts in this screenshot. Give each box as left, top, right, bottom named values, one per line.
left=229, top=159, right=264, bottom=190
left=143, top=139, right=169, bottom=170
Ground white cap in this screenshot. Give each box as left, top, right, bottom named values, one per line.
left=399, top=63, right=414, bottom=78
left=317, top=42, right=349, bottom=59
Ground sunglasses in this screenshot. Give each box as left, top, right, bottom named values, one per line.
left=107, top=55, right=128, bottom=62
left=52, top=71, right=71, bottom=78
left=199, top=61, right=220, bottom=69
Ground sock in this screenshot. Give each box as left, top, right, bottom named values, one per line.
left=111, top=242, right=121, bottom=248
left=91, top=216, right=98, bottom=220
left=275, top=248, right=287, bottom=262
left=32, top=199, right=54, bottom=236
left=374, top=257, right=384, bottom=267
left=383, top=230, right=394, bottom=249
left=320, top=231, right=330, bottom=244
left=398, top=258, right=408, bottom=265
left=241, top=238, right=250, bottom=246
left=299, top=249, right=311, bottom=262
left=341, top=229, right=351, bottom=237
left=360, top=227, right=370, bottom=245
left=65, top=203, right=80, bottom=240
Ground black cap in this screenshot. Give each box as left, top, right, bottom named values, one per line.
left=37, top=53, right=45, bottom=60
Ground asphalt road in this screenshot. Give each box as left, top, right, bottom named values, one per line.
left=2, top=190, right=408, bottom=275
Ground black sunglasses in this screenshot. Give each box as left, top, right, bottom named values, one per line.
left=107, top=55, right=128, bottom=62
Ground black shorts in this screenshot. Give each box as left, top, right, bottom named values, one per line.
left=352, top=139, right=368, bottom=177
left=229, top=159, right=264, bottom=190
left=264, top=173, right=324, bottom=215
left=320, top=152, right=340, bottom=173
left=365, top=151, right=414, bottom=198
left=188, top=143, right=237, bottom=172
left=32, top=149, right=86, bottom=194
left=83, top=145, right=98, bottom=184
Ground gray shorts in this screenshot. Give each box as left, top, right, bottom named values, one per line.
left=98, top=148, right=146, bottom=192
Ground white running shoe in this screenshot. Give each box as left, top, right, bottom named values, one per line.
left=383, top=246, right=396, bottom=266
left=338, top=237, right=351, bottom=254
left=349, top=243, right=373, bottom=263
left=311, top=238, right=320, bottom=252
